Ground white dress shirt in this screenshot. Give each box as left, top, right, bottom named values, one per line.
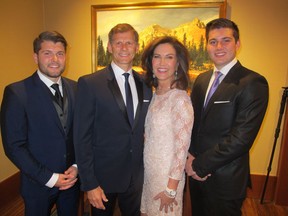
left=204, top=58, right=238, bottom=104
left=111, top=61, right=139, bottom=116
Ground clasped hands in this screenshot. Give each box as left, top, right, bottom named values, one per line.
left=55, top=165, right=78, bottom=190
left=185, top=153, right=211, bottom=181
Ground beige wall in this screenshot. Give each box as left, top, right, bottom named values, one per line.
left=0, top=0, right=44, bottom=181
left=1, top=0, right=288, bottom=182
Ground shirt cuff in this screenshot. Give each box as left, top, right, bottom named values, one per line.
left=45, top=173, right=59, bottom=188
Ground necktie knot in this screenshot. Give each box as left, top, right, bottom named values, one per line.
left=51, top=83, right=63, bottom=109
left=123, top=72, right=130, bottom=80
left=214, top=71, right=222, bottom=79
left=51, top=83, right=60, bottom=94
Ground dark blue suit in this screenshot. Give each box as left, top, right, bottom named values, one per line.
left=1, top=72, right=79, bottom=216
left=74, top=65, right=152, bottom=216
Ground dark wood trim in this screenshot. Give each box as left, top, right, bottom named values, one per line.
left=247, top=174, right=277, bottom=201
left=0, top=172, right=20, bottom=208
left=0, top=172, right=280, bottom=213
left=274, top=103, right=288, bottom=205
left=0, top=172, right=84, bottom=215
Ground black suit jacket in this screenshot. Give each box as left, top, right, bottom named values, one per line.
left=189, top=61, right=269, bottom=199
left=1, top=72, right=77, bottom=197
left=73, top=65, right=152, bottom=193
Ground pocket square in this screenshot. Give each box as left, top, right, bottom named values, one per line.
left=143, top=99, right=150, bottom=102
left=214, top=100, right=230, bottom=104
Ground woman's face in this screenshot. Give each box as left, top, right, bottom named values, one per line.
left=152, top=43, right=178, bottom=86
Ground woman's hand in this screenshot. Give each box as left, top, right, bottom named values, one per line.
left=154, top=191, right=178, bottom=213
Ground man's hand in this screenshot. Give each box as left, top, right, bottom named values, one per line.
left=185, top=153, right=194, bottom=176
left=87, top=186, right=108, bottom=210
left=185, top=153, right=210, bottom=181
left=55, top=166, right=78, bottom=190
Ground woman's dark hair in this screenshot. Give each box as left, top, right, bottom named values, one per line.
left=141, top=36, right=190, bottom=90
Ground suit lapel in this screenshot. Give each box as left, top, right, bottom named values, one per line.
left=197, top=71, right=212, bottom=115
left=62, top=78, right=74, bottom=133
left=203, top=62, right=241, bottom=113
left=107, top=65, right=144, bottom=129
left=32, top=73, right=66, bottom=135
left=106, top=66, right=128, bottom=124
left=133, top=71, right=143, bottom=130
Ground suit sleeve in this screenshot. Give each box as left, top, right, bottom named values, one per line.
left=1, top=85, right=53, bottom=185
left=73, top=77, right=100, bottom=191
left=193, top=75, right=269, bottom=177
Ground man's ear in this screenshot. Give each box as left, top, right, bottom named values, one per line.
left=33, top=53, right=38, bottom=64
left=107, top=42, right=112, bottom=54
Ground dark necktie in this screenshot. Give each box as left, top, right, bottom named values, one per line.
left=204, top=71, right=222, bottom=108
left=123, top=73, right=134, bottom=126
left=51, top=83, right=63, bottom=109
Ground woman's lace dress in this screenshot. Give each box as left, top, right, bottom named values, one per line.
left=141, top=89, right=194, bottom=216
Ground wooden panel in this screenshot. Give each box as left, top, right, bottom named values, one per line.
left=0, top=172, right=20, bottom=208
left=0, top=172, right=281, bottom=214
left=247, top=174, right=277, bottom=201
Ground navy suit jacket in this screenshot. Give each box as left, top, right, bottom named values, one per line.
left=189, top=61, right=269, bottom=199
left=74, top=65, right=152, bottom=193
left=1, top=72, right=77, bottom=197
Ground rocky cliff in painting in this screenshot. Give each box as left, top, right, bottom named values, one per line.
left=138, top=18, right=206, bottom=51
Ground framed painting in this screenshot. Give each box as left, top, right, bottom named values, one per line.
left=91, top=1, right=227, bottom=81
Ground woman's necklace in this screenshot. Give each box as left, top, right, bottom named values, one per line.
left=156, top=86, right=172, bottom=95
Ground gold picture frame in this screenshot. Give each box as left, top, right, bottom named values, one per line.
left=91, top=1, right=227, bottom=79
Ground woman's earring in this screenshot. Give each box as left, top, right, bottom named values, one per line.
left=174, top=70, right=178, bottom=80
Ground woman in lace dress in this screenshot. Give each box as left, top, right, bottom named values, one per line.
left=140, top=36, right=194, bottom=216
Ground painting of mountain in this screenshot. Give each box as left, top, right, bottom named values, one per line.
left=92, top=2, right=226, bottom=81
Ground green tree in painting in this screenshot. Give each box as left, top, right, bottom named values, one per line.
left=194, top=35, right=206, bottom=69
left=97, top=36, right=106, bottom=66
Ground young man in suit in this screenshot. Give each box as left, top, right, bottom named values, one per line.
left=185, top=18, right=269, bottom=216
left=1, top=31, right=79, bottom=216
left=73, top=23, right=152, bottom=216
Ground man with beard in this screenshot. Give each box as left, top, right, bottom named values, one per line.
left=1, top=31, right=79, bottom=216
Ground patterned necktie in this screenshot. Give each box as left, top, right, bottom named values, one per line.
left=51, top=83, right=63, bottom=109
left=123, top=73, right=134, bottom=126
left=204, top=71, right=222, bottom=108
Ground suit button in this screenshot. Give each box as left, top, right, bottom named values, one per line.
left=130, top=149, right=132, bottom=153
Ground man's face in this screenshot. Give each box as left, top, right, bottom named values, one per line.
left=206, top=28, right=240, bottom=70
left=107, top=31, right=139, bottom=72
left=33, top=40, right=66, bottom=82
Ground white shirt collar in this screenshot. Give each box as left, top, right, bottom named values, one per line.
left=111, top=61, right=133, bottom=79
left=214, top=58, right=237, bottom=76
left=37, top=70, right=62, bottom=88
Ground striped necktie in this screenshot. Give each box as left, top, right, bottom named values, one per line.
left=51, top=83, right=63, bottom=109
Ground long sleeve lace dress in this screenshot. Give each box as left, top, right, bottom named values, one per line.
left=141, top=89, right=194, bottom=216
